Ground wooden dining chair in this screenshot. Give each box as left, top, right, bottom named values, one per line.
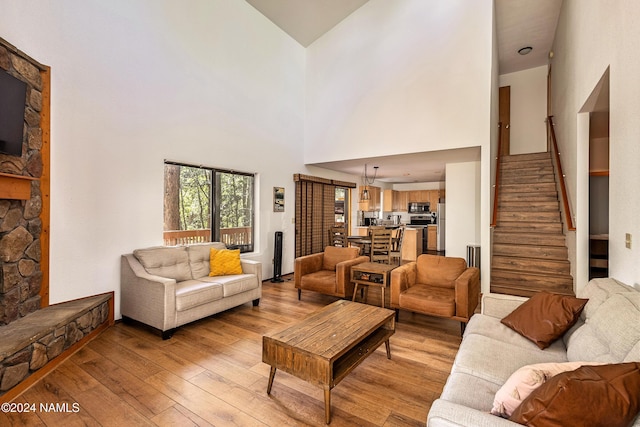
left=328, top=226, right=347, bottom=247
left=390, top=226, right=404, bottom=265
left=370, top=228, right=393, bottom=264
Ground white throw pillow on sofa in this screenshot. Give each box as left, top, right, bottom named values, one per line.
left=491, top=361, right=604, bottom=418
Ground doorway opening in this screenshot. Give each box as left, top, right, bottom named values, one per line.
left=583, top=69, right=610, bottom=279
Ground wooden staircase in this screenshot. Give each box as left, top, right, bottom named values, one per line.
left=491, top=152, right=574, bottom=297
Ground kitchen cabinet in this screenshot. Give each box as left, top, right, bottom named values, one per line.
left=408, top=190, right=429, bottom=203
left=358, top=186, right=380, bottom=211
left=394, top=191, right=408, bottom=212
left=427, top=190, right=441, bottom=210
left=353, top=227, right=369, bottom=237
left=401, top=228, right=423, bottom=262
left=383, top=189, right=412, bottom=212
left=383, top=189, right=394, bottom=212
left=427, top=225, right=437, bottom=251
left=381, top=189, right=442, bottom=212
left=406, top=190, right=441, bottom=209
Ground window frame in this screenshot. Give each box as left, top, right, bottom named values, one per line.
left=164, top=160, right=255, bottom=253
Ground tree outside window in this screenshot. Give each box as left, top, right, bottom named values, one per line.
left=163, top=162, right=254, bottom=252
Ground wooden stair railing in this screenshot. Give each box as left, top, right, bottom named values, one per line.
left=547, top=116, right=576, bottom=231
left=491, top=122, right=503, bottom=228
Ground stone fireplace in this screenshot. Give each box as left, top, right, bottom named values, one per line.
left=0, top=40, right=45, bottom=326
left=0, top=38, right=113, bottom=399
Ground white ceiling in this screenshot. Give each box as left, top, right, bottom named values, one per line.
left=313, top=147, right=481, bottom=184
left=245, top=0, right=370, bottom=47
left=245, top=0, right=563, bottom=183
left=496, top=0, right=563, bottom=75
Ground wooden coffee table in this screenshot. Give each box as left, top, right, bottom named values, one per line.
left=262, top=300, right=395, bottom=424
left=351, top=262, right=396, bottom=308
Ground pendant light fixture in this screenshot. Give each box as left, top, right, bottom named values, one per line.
left=360, top=164, right=379, bottom=201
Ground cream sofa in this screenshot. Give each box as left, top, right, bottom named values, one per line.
left=121, top=242, right=262, bottom=339
left=427, top=277, right=640, bottom=426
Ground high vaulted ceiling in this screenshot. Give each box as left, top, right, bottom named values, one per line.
left=245, top=0, right=370, bottom=47
left=245, top=0, right=563, bottom=183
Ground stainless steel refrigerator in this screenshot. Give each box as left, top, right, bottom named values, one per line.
left=436, top=203, right=445, bottom=252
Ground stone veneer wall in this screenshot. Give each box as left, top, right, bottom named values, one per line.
left=0, top=41, right=45, bottom=326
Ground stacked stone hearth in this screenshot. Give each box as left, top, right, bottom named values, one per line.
left=0, top=38, right=113, bottom=398
left=0, top=295, right=111, bottom=394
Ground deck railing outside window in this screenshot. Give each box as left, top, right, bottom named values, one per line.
left=163, top=227, right=253, bottom=249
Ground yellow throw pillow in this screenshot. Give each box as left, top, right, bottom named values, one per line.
left=209, top=248, right=243, bottom=276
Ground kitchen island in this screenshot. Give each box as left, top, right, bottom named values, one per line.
left=400, top=227, right=422, bottom=262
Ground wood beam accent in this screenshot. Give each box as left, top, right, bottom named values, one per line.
left=293, top=173, right=356, bottom=188
left=0, top=173, right=37, bottom=200
left=39, top=66, right=51, bottom=308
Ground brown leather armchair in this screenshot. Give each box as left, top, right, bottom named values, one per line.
left=390, top=254, right=480, bottom=333
left=295, top=246, right=369, bottom=299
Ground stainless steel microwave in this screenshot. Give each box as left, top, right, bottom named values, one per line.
left=408, top=202, right=430, bottom=213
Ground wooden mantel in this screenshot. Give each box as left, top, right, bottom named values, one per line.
left=0, top=172, right=39, bottom=200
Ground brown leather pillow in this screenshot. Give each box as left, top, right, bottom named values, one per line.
left=510, top=362, right=640, bottom=427
left=501, top=292, right=588, bottom=349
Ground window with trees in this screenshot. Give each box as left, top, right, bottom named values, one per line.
left=163, top=162, right=254, bottom=252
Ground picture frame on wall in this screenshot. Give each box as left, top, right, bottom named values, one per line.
left=274, top=187, right=284, bottom=212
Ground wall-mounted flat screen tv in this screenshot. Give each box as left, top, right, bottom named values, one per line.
left=0, top=69, right=27, bottom=157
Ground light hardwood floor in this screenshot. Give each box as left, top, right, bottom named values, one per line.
left=1, top=278, right=462, bottom=426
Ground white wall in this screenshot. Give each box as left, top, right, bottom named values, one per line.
left=305, top=0, right=495, bottom=292
left=392, top=182, right=444, bottom=191
left=499, top=66, right=548, bottom=154
left=445, top=162, right=481, bottom=260
left=551, top=0, right=640, bottom=290
left=487, top=1, right=500, bottom=295
left=305, top=0, right=494, bottom=163
left=0, top=0, right=307, bottom=317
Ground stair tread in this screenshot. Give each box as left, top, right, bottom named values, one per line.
left=490, top=284, right=574, bottom=297
left=501, top=152, right=551, bottom=160
left=495, top=225, right=564, bottom=233
left=498, top=193, right=559, bottom=200
left=493, top=231, right=564, bottom=236
left=491, top=268, right=573, bottom=280
left=498, top=211, right=560, bottom=217
left=498, top=201, right=559, bottom=208
left=493, top=243, right=568, bottom=251
left=500, top=178, right=556, bottom=184
left=493, top=232, right=566, bottom=242
left=501, top=162, right=553, bottom=169
left=501, top=184, right=556, bottom=190
left=492, top=256, right=571, bottom=274
left=492, top=256, right=570, bottom=264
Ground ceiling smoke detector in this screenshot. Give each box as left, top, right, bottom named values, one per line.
left=518, top=46, right=533, bottom=55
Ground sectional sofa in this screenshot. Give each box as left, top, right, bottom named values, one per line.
left=427, top=277, right=640, bottom=426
